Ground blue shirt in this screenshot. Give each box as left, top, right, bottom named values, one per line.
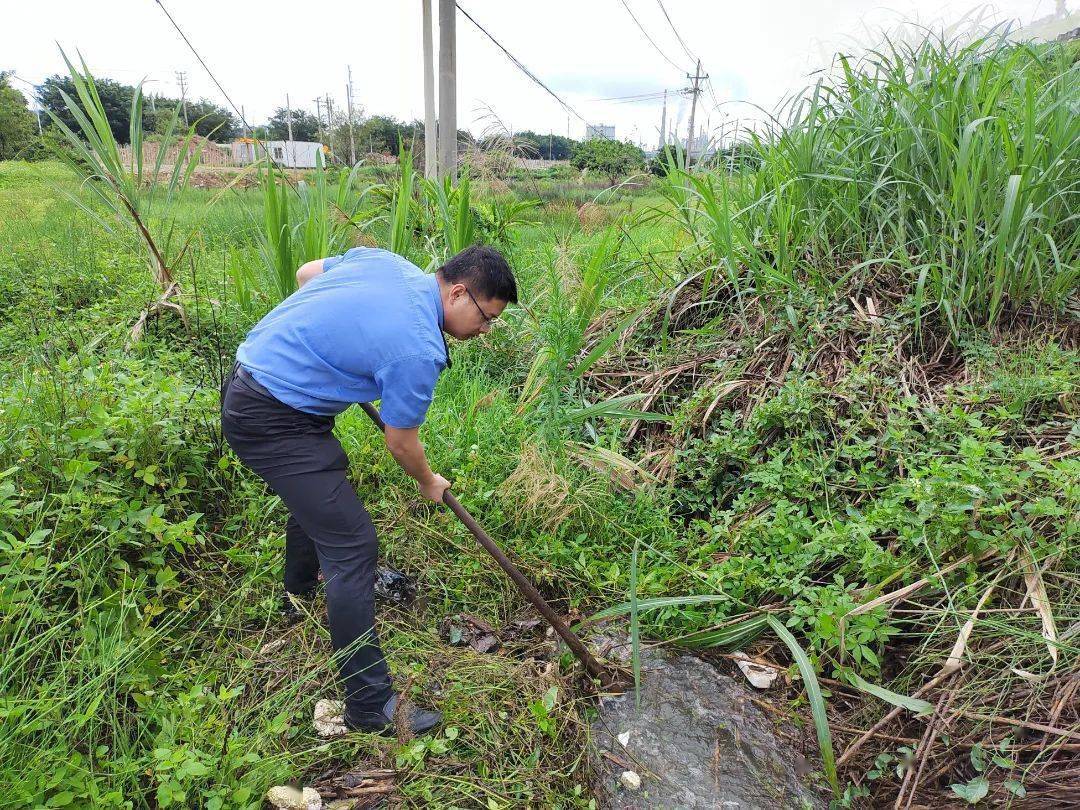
left=236, top=248, right=448, bottom=428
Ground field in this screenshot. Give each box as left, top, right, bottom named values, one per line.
left=1, top=33, right=1078, bottom=808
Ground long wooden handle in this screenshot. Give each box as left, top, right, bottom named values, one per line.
left=359, top=402, right=614, bottom=686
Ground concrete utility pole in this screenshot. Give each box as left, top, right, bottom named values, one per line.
left=314, top=97, right=323, bottom=143
left=659, top=89, right=667, bottom=150
left=285, top=93, right=294, bottom=141
left=421, top=0, right=437, bottom=178
left=175, top=71, right=188, bottom=125
left=346, top=66, right=357, bottom=164
left=437, top=0, right=457, bottom=182
left=548, top=130, right=553, bottom=160
left=685, top=60, right=706, bottom=166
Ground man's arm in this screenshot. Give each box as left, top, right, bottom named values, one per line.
left=296, top=259, right=325, bottom=288
left=384, top=425, right=451, bottom=503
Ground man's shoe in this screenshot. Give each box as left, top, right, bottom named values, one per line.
left=280, top=588, right=317, bottom=625
left=344, top=694, right=442, bottom=735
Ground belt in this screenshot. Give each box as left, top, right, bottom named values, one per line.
left=234, top=363, right=274, bottom=397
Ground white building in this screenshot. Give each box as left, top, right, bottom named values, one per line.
left=585, top=123, right=616, bottom=140
left=230, top=139, right=326, bottom=168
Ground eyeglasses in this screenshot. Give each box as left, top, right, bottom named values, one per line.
left=464, top=286, right=497, bottom=325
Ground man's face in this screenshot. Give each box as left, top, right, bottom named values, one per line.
left=443, top=282, right=508, bottom=340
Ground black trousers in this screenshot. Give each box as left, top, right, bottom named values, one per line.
left=220, top=364, right=392, bottom=713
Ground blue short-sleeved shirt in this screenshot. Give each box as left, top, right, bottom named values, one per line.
left=236, top=248, right=448, bottom=428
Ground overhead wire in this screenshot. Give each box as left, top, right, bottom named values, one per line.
left=616, top=0, right=688, bottom=74
left=655, top=0, right=698, bottom=64
left=456, top=1, right=587, bottom=123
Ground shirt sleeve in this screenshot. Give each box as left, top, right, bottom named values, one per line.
left=373, top=355, right=443, bottom=429
left=322, top=247, right=367, bottom=273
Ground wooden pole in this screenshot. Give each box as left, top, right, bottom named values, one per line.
left=422, top=0, right=438, bottom=178
left=437, top=0, right=457, bottom=182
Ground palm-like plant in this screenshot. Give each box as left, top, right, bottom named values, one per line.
left=45, top=51, right=229, bottom=340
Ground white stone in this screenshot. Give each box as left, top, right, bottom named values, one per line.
left=620, top=770, right=642, bottom=791
left=313, top=698, right=348, bottom=738
left=265, top=785, right=323, bottom=810
left=617, top=731, right=631, bottom=747
left=732, top=652, right=779, bottom=689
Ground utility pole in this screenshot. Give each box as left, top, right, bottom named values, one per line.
left=437, top=0, right=457, bottom=182
left=548, top=130, right=552, bottom=161
left=659, top=89, right=667, bottom=150
left=285, top=93, right=294, bottom=141
left=314, top=96, right=323, bottom=143
left=346, top=66, right=357, bottom=165
left=685, top=60, right=706, bottom=166
left=421, top=0, right=437, bottom=178
left=175, top=71, right=188, bottom=125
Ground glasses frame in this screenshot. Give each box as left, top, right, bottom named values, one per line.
left=463, top=286, right=497, bottom=325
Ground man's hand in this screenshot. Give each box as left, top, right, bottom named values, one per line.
left=384, top=425, right=450, bottom=503
left=420, top=473, right=452, bottom=503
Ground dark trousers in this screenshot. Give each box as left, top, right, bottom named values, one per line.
left=220, top=364, right=392, bottom=713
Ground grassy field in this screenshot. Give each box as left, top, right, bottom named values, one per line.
left=1, top=32, right=1078, bottom=808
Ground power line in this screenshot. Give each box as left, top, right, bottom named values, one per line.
left=588, top=89, right=683, bottom=102
left=655, top=0, right=698, bottom=64
left=455, top=2, right=586, bottom=122
left=152, top=0, right=253, bottom=136
left=616, top=0, right=687, bottom=74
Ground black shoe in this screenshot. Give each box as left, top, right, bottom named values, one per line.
left=344, top=694, right=442, bottom=735
left=280, top=588, right=317, bottom=625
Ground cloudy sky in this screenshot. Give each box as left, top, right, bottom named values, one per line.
left=5, top=1, right=1067, bottom=145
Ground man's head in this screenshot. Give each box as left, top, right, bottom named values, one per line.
left=436, top=246, right=517, bottom=340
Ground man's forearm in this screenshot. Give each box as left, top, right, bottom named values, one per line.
left=384, top=426, right=436, bottom=486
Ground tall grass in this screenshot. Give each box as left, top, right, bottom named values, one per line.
left=660, top=32, right=1080, bottom=337
left=43, top=51, right=218, bottom=336
left=257, top=152, right=365, bottom=302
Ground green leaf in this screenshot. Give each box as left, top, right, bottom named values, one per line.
left=844, top=671, right=934, bottom=716
left=767, top=615, right=837, bottom=796
left=970, top=743, right=986, bottom=773
left=950, top=776, right=989, bottom=804
left=47, top=792, right=75, bottom=807
left=1003, top=779, right=1026, bottom=798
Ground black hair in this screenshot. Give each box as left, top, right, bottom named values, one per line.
left=437, top=245, right=518, bottom=304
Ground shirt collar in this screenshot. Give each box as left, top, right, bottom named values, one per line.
left=429, top=274, right=451, bottom=369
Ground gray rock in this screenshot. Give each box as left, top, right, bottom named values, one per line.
left=589, top=632, right=824, bottom=809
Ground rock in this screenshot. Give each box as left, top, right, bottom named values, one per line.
left=589, top=629, right=824, bottom=809
left=732, top=651, right=779, bottom=689
left=265, top=785, right=322, bottom=810
left=314, top=698, right=348, bottom=738
left=620, top=770, right=643, bottom=791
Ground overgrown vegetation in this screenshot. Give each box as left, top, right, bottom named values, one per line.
left=1, top=29, right=1077, bottom=809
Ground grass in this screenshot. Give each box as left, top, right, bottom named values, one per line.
left=1, top=28, right=1078, bottom=809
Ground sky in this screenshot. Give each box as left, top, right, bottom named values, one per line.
left=4, top=1, right=1070, bottom=147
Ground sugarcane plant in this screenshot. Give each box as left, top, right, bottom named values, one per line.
left=45, top=50, right=232, bottom=341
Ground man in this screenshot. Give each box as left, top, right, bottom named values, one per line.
left=220, top=244, right=517, bottom=734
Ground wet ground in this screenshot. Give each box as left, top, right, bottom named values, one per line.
left=588, top=632, right=824, bottom=809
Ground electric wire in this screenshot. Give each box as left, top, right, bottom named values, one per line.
left=456, top=1, right=587, bottom=123
left=616, top=0, right=688, bottom=74
left=655, top=0, right=698, bottom=64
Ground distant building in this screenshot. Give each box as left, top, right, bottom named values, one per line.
left=585, top=123, right=616, bottom=140
left=231, top=139, right=326, bottom=168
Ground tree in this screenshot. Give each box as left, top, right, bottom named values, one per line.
left=356, top=115, right=410, bottom=154
left=0, top=72, right=38, bottom=160
left=39, top=74, right=134, bottom=143
left=571, top=138, right=646, bottom=186
left=267, top=107, right=320, bottom=142
left=143, top=97, right=238, bottom=142
left=514, top=129, right=578, bottom=160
